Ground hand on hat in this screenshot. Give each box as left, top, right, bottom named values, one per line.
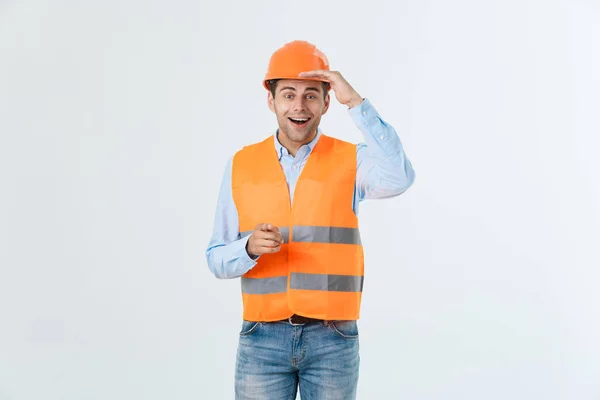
left=298, top=70, right=363, bottom=109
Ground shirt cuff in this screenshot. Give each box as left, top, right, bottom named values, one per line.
left=348, top=97, right=379, bottom=130
left=348, top=97, right=402, bottom=159
left=236, top=234, right=259, bottom=269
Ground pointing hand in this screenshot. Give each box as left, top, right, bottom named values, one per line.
left=246, top=223, right=284, bottom=258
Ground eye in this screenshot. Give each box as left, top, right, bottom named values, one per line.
left=307, top=95, right=316, bottom=100
left=284, top=94, right=294, bottom=99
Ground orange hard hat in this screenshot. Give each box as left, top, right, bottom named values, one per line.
left=263, top=40, right=331, bottom=91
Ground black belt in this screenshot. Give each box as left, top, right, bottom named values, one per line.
left=283, top=314, right=324, bottom=325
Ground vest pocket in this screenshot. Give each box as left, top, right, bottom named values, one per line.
left=328, top=320, right=359, bottom=339
left=239, top=320, right=260, bottom=336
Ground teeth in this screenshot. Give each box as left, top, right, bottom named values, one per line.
left=291, top=118, right=308, bottom=122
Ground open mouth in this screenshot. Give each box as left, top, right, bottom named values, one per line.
left=289, top=117, right=311, bottom=127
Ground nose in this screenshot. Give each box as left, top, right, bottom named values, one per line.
left=292, top=95, right=306, bottom=112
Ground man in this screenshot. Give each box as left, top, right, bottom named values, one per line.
left=206, top=40, right=415, bottom=399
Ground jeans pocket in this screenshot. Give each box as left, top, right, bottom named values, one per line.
left=328, top=320, right=359, bottom=339
left=239, top=320, right=261, bottom=336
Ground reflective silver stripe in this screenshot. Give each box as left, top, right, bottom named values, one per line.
left=241, top=276, right=288, bottom=294
left=292, top=226, right=361, bottom=245
left=240, top=226, right=290, bottom=243
left=290, top=273, right=363, bottom=292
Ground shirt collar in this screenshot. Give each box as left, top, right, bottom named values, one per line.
left=274, top=127, right=322, bottom=160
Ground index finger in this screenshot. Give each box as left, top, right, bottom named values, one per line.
left=298, top=70, right=331, bottom=79
left=255, top=223, right=269, bottom=231
left=255, top=223, right=280, bottom=233
left=265, top=224, right=280, bottom=233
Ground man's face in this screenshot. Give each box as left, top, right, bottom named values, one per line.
left=268, top=79, right=330, bottom=144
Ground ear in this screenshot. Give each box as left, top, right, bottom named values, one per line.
left=321, top=93, right=331, bottom=115
left=267, top=92, right=275, bottom=113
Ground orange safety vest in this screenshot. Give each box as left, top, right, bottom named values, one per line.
left=231, top=133, right=364, bottom=322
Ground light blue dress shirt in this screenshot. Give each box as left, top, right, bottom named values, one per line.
left=206, top=98, right=415, bottom=279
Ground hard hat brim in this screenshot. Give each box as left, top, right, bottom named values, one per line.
left=263, top=76, right=331, bottom=91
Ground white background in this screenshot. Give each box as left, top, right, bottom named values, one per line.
left=1, top=0, right=599, bottom=399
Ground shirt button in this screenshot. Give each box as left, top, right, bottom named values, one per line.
left=380, top=135, right=385, bottom=140
left=362, top=111, right=367, bottom=116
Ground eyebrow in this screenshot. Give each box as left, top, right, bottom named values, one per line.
left=279, top=86, right=321, bottom=93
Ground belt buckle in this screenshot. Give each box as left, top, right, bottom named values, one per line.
left=288, top=315, right=305, bottom=326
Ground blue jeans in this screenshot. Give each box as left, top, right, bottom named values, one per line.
left=234, top=318, right=360, bottom=399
